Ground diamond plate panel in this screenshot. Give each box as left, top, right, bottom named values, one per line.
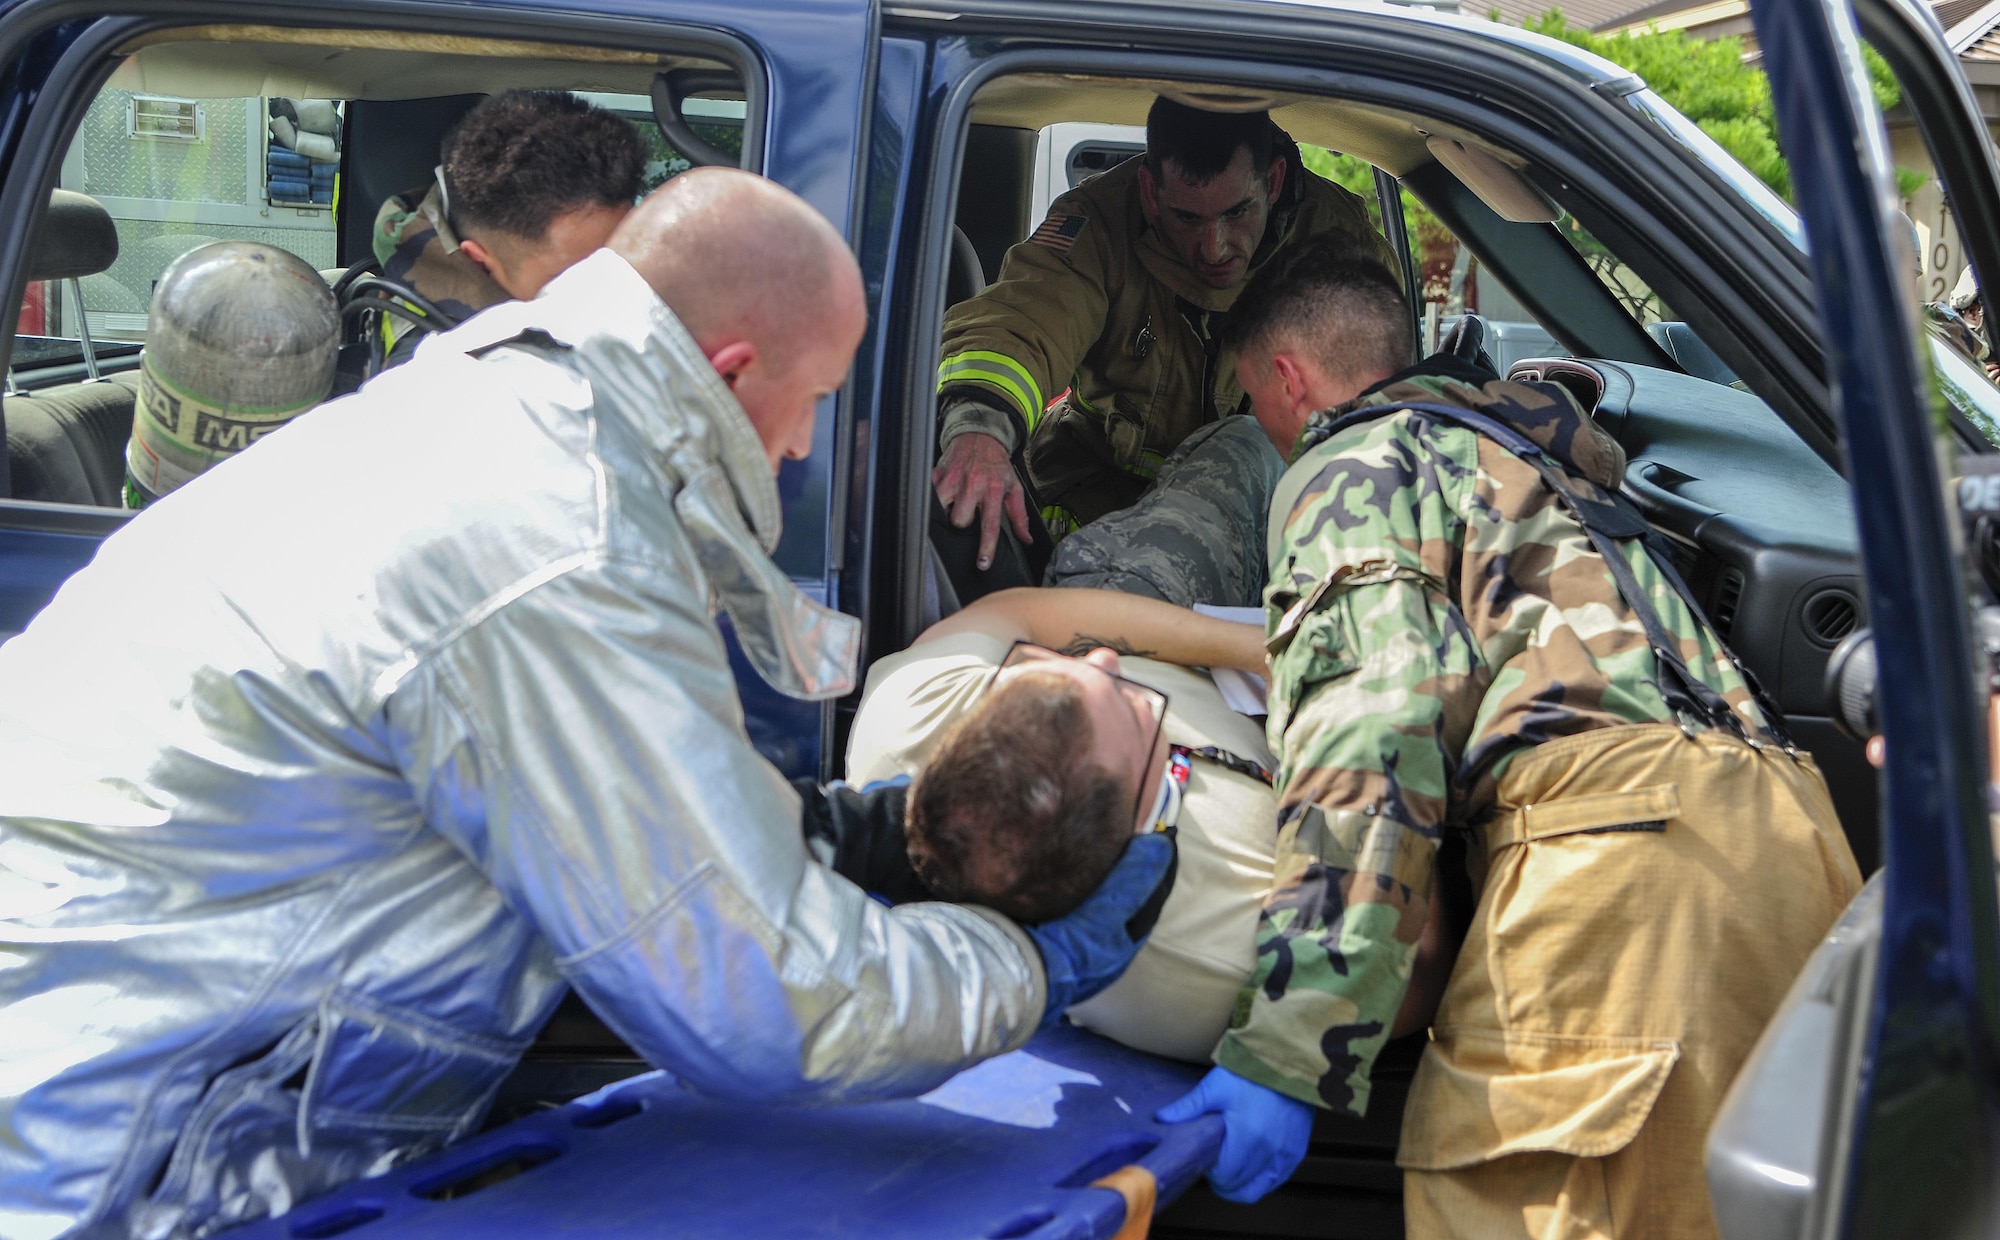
left=75, top=90, right=249, bottom=206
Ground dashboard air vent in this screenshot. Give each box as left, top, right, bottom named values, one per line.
left=1710, top=570, right=1744, bottom=638
left=1801, top=588, right=1861, bottom=648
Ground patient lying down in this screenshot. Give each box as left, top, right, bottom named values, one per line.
left=835, top=587, right=1280, bottom=1062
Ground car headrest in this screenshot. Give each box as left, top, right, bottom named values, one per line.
left=28, top=190, right=118, bottom=282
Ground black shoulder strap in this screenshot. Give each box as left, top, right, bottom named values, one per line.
left=1173, top=743, right=1275, bottom=787
left=1309, top=401, right=1790, bottom=745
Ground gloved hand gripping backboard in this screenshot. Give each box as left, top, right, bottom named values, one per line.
left=1157, top=1065, right=1315, bottom=1203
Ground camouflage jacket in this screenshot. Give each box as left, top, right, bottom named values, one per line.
left=1924, top=299, right=1990, bottom=366
left=936, top=135, right=1398, bottom=531
left=1211, top=357, right=1777, bottom=1114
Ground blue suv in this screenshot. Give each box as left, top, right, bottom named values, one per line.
left=0, top=0, right=1990, bottom=1233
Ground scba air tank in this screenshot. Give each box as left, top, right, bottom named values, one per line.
left=126, top=241, right=337, bottom=506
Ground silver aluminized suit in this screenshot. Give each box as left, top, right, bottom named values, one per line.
left=0, top=250, right=1045, bottom=1240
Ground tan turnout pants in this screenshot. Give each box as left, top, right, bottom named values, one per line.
left=1399, top=723, right=1863, bottom=1240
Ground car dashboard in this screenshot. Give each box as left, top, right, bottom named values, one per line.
left=1512, top=356, right=1878, bottom=867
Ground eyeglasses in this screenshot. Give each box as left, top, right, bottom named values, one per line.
left=984, top=640, right=1171, bottom=831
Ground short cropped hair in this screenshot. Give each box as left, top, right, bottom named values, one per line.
left=1225, top=231, right=1413, bottom=383
left=441, top=90, right=644, bottom=241
left=906, top=672, right=1132, bottom=924
left=1145, top=97, right=1278, bottom=184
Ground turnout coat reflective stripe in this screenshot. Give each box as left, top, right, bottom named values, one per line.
left=0, top=251, right=1044, bottom=1240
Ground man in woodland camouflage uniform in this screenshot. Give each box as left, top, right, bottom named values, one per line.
left=932, top=97, right=1397, bottom=601
left=1161, top=236, right=1863, bottom=1234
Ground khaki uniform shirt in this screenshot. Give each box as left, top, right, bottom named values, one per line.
left=848, top=631, right=1277, bottom=1063
left=937, top=137, right=1399, bottom=529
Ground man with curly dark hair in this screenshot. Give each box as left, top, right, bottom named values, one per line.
left=441, top=89, right=645, bottom=299
left=369, top=89, right=644, bottom=363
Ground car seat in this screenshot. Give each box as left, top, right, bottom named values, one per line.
left=1437, top=311, right=1499, bottom=373
left=945, top=226, right=985, bottom=312
left=924, top=227, right=1055, bottom=621
left=329, top=95, right=487, bottom=393
left=7, top=375, right=140, bottom=507
left=338, top=94, right=485, bottom=267
left=5, top=191, right=139, bottom=506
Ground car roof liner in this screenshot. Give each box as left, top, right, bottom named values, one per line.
left=108, top=26, right=731, bottom=100
left=970, top=73, right=1434, bottom=173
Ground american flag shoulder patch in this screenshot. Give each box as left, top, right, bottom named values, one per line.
left=1029, top=212, right=1088, bottom=253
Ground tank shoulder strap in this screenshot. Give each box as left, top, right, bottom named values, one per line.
left=1306, top=401, right=1789, bottom=744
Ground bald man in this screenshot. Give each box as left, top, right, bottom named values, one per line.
left=0, top=168, right=1171, bottom=1240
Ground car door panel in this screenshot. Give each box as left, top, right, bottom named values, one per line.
left=0, top=496, right=116, bottom=638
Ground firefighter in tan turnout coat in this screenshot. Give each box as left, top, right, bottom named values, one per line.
left=933, top=96, right=1398, bottom=600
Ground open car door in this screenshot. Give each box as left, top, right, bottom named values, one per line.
left=1707, top=0, right=2000, bottom=1232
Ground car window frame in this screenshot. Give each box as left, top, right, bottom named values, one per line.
left=1853, top=0, right=2000, bottom=385
left=1371, top=165, right=1423, bottom=362
left=1629, top=70, right=2000, bottom=454
left=893, top=30, right=1851, bottom=643
left=0, top=5, right=768, bottom=503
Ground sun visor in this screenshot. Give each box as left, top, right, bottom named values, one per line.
left=1426, top=135, right=1559, bottom=223
left=1156, top=85, right=1299, bottom=114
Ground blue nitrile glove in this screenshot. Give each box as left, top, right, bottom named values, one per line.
left=1024, top=832, right=1177, bottom=1028
left=1157, top=1066, right=1314, bottom=1203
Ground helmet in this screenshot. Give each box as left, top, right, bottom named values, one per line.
left=1952, top=263, right=1982, bottom=312
left=126, top=241, right=337, bottom=505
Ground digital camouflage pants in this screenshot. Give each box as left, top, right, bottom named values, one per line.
left=1043, top=416, right=1284, bottom=609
